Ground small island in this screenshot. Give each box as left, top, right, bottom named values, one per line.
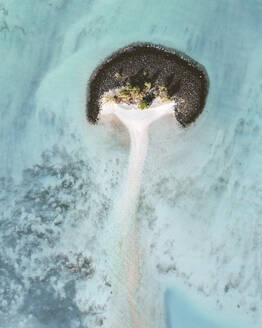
left=86, top=42, right=209, bottom=328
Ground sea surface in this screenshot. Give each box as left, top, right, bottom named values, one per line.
left=0, top=0, right=262, bottom=327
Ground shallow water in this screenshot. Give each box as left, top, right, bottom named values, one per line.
left=0, top=0, right=262, bottom=327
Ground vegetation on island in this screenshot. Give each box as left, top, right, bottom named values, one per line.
left=100, top=72, right=186, bottom=110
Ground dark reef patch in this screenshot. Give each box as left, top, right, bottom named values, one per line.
left=86, top=43, right=209, bottom=126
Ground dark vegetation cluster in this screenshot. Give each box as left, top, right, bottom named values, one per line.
left=87, top=43, right=209, bottom=126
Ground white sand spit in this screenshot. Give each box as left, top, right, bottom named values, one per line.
left=100, top=102, right=178, bottom=327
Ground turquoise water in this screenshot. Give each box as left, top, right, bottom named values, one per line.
left=165, top=289, right=246, bottom=328
left=0, top=0, right=261, bottom=327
